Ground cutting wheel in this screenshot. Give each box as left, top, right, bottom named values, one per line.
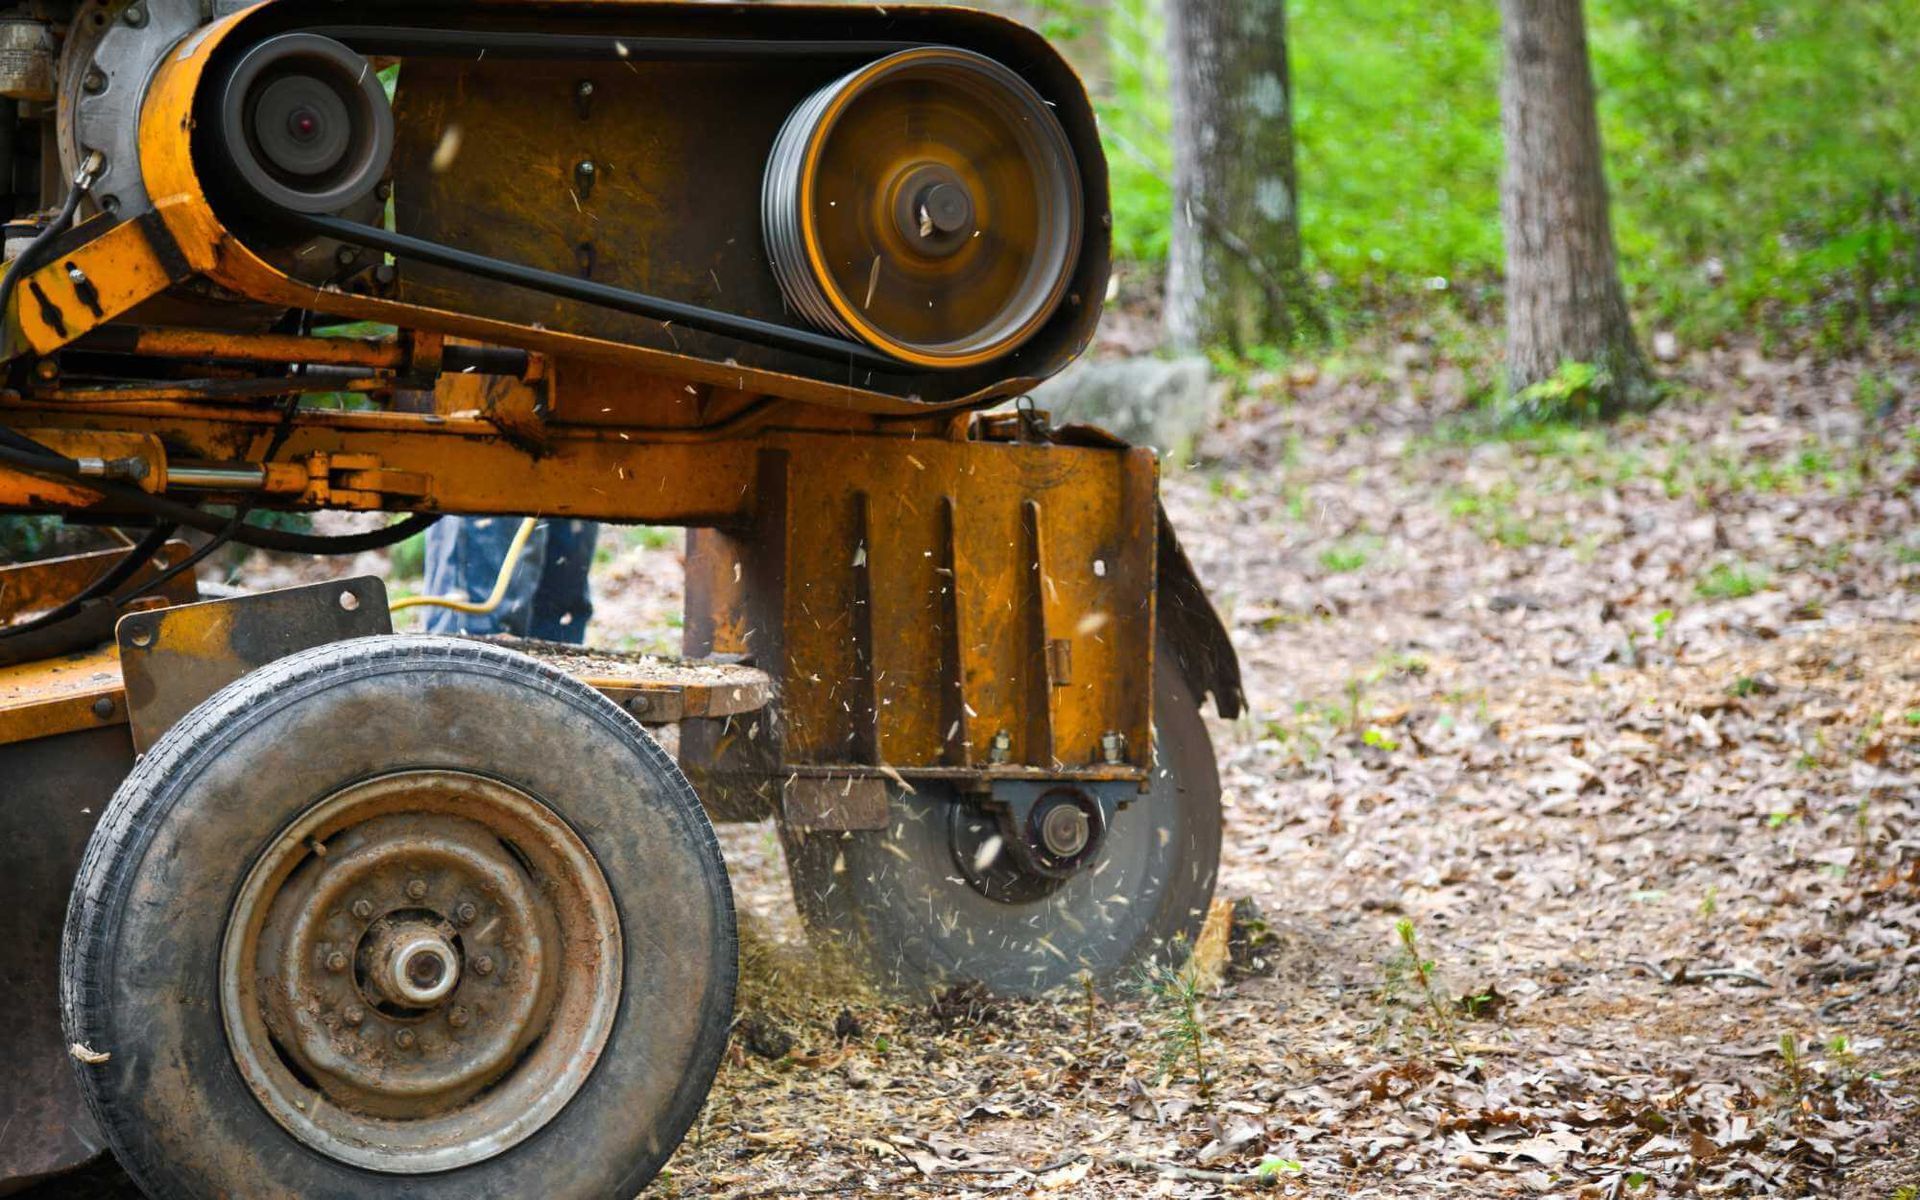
left=763, top=47, right=1083, bottom=369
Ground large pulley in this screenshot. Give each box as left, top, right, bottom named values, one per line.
left=763, top=47, right=1083, bottom=369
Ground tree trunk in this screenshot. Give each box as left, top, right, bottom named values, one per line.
left=1499, top=0, right=1651, bottom=413
left=1164, top=0, right=1312, bottom=353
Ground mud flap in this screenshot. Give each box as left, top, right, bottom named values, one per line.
left=0, top=727, right=133, bottom=1193
left=1157, top=504, right=1244, bottom=720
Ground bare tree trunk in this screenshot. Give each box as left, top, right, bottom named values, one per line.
left=1164, top=0, right=1313, bottom=353
left=1499, top=0, right=1651, bottom=413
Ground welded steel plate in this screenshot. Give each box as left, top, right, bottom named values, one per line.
left=116, top=577, right=391, bottom=752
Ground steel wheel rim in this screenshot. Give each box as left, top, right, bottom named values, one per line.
left=220, top=770, right=621, bottom=1174
left=763, top=47, right=1083, bottom=369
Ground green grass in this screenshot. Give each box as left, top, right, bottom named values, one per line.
left=1072, top=0, right=1919, bottom=350
left=1698, top=561, right=1768, bottom=600
left=1318, top=540, right=1371, bottom=574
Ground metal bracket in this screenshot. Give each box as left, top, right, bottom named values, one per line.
left=116, top=577, right=391, bottom=751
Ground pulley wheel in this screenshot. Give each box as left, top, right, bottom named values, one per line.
left=763, top=47, right=1083, bottom=369
left=217, top=33, right=394, bottom=214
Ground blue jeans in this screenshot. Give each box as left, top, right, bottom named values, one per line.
left=421, top=516, right=599, bottom=644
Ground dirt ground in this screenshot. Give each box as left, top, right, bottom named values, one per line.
left=34, top=340, right=1920, bottom=1198
left=656, top=344, right=1920, bottom=1198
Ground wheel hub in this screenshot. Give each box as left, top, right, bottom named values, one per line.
left=950, top=783, right=1118, bottom=903
left=221, top=771, right=620, bottom=1174
left=363, top=917, right=462, bottom=1008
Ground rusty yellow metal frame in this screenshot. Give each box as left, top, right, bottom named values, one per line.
left=119, top=6, right=1052, bottom=418
left=12, top=215, right=189, bottom=356
left=0, top=0, right=1158, bottom=786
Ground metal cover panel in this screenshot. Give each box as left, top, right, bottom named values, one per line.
left=116, top=578, right=392, bottom=752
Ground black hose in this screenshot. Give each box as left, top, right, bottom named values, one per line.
left=0, top=521, right=178, bottom=638
left=0, top=182, right=88, bottom=354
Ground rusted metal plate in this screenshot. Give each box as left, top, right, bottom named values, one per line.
left=782, top=775, right=891, bottom=833
left=116, top=578, right=393, bottom=752
left=0, top=641, right=128, bottom=746
left=501, top=640, right=772, bottom=725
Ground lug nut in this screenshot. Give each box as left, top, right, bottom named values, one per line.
left=405, top=878, right=428, bottom=901
left=455, top=902, right=478, bottom=925
left=448, top=1006, right=470, bottom=1029
left=351, top=899, right=374, bottom=920
left=342, top=1004, right=365, bottom=1025
left=473, top=955, right=495, bottom=977
left=393, top=1028, right=415, bottom=1050
left=325, top=951, right=348, bottom=973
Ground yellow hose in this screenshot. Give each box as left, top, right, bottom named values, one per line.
left=391, top=515, right=539, bottom=616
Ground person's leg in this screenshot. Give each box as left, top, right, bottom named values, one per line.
left=420, top=516, right=548, bottom=637
left=527, top=520, right=599, bottom=644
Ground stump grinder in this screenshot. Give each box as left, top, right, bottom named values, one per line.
left=0, top=2, right=1243, bottom=1195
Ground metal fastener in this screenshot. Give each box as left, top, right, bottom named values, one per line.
left=448, top=1006, right=470, bottom=1029
left=473, top=955, right=495, bottom=977
left=342, top=1004, right=365, bottom=1025
left=455, top=902, right=478, bottom=925
left=123, top=3, right=147, bottom=27
left=82, top=69, right=106, bottom=95
left=393, top=1028, right=415, bottom=1050
left=1100, top=730, right=1127, bottom=765
left=91, top=697, right=115, bottom=720
left=33, top=360, right=57, bottom=383
left=325, top=951, right=348, bottom=973
left=405, top=878, right=428, bottom=901
left=988, top=730, right=1013, bottom=764
left=351, top=898, right=374, bottom=920
left=626, top=694, right=651, bottom=716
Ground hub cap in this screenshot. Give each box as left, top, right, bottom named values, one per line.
left=220, top=771, right=621, bottom=1173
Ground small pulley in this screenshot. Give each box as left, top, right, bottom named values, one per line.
left=215, top=33, right=394, bottom=215
left=763, top=47, right=1083, bottom=370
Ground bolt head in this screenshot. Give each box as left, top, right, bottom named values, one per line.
left=405, top=878, right=428, bottom=901
left=351, top=899, right=374, bottom=920
left=325, top=951, right=349, bottom=973
left=33, top=360, right=58, bottom=381
left=394, top=1028, right=416, bottom=1049
left=474, top=955, right=495, bottom=977
left=576, top=80, right=595, bottom=97
left=342, top=1004, right=365, bottom=1025
left=455, top=902, right=478, bottom=925
left=448, top=1006, right=470, bottom=1028
left=82, top=70, right=106, bottom=94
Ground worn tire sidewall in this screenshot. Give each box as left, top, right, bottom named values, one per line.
left=62, top=636, right=736, bottom=1200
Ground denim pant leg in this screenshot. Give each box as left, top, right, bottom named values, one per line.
left=420, top=515, right=548, bottom=637
left=527, top=520, right=599, bottom=644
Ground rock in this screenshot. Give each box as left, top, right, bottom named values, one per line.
left=734, top=1012, right=794, bottom=1060
left=1027, top=355, right=1217, bottom=453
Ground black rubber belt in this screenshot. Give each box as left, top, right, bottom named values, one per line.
left=306, top=28, right=924, bottom=63
left=290, top=212, right=898, bottom=370
left=232, top=28, right=921, bottom=370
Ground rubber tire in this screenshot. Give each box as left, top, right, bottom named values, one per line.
left=783, top=638, right=1222, bottom=996
left=61, top=636, right=736, bottom=1199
